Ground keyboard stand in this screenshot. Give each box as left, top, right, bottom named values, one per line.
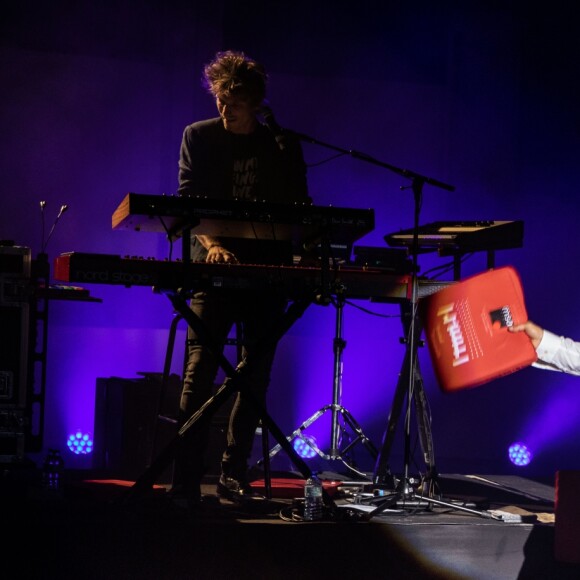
left=121, top=286, right=336, bottom=508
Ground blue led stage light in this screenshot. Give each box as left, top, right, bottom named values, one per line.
left=293, top=435, right=318, bottom=459
left=67, top=431, right=94, bottom=455
left=508, top=442, right=532, bottom=466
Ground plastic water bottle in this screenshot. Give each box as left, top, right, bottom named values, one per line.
left=303, top=474, right=324, bottom=521
left=42, top=449, right=64, bottom=490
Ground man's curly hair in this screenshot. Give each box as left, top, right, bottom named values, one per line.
left=202, top=50, right=267, bottom=106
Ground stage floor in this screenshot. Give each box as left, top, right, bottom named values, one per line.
left=2, top=468, right=579, bottom=579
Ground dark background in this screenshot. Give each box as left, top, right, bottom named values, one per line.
left=2, top=1, right=579, bottom=479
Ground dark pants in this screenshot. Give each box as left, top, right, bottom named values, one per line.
left=176, top=288, right=287, bottom=490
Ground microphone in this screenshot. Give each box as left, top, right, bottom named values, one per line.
left=261, top=106, right=286, bottom=151
left=42, top=203, right=69, bottom=253
left=57, top=204, right=68, bottom=218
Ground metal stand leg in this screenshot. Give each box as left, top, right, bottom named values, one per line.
left=372, top=301, right=436, bottom=491
left=259, top=288, right=377, bottom=475
left=260, top=420, right=272, bottom=499
left=366, top=301, right=496, bottom=521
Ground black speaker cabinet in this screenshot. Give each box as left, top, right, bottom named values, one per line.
left=93, top=374, right=233, bottom=483
left=93, top=374, right=177, bottom=482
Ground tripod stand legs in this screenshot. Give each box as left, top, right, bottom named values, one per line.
left=259, top=403, right=377, bottom=466
left=260, top=291, right=377, bottom=474
left=373, top=302, right=437, bottom=492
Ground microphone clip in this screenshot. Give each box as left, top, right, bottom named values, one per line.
left=260, top=106, right=286, bottom=151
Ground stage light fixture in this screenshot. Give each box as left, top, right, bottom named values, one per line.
left=67, top=431, right=94, bottom=455
left=508, top=442, right=532, bottom=466
left=293, top=435, right=318, bottom=459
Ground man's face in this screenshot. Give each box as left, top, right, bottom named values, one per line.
left=216, top=94, right=257, bottom=134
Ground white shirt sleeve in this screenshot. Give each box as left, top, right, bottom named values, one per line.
left=532, top=330, right=580, bottom=376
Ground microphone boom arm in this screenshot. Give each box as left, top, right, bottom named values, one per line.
left=288, top=129, right=455, bottom=193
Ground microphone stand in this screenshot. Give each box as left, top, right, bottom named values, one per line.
left=288, top=130, right=455, bottom=194
left=287, top=129, right=467, bottom=514
left=41, top=204, right=69, bottom=254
